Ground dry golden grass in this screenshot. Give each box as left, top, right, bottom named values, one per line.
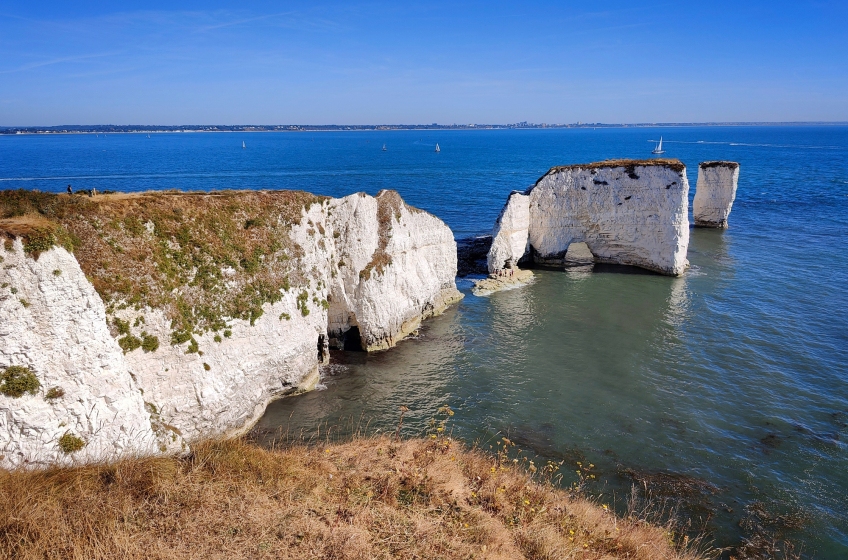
left=0, top=189, right=327, bottom=347
left=0, top=435, right=709, bottom=560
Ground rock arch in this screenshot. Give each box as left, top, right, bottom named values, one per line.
left=488, top=159, right=690, bottom=276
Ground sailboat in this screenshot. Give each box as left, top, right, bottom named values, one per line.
left=652, top=137, right=665, bottom=154
left=242, top=141, right=246, bottom=149
left=382, top=144, right=387, bottom=151
left=435, top=143, right=441, bottom=153
left=147, top=134, right=150, bottom=138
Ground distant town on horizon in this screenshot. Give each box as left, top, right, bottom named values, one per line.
left=2, top=121, right=847, bottom=135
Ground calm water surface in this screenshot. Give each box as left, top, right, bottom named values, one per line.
left=2, top=127, right=847, bottom=556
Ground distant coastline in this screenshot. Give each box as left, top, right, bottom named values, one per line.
left=2, top=121, right=847, bottom=135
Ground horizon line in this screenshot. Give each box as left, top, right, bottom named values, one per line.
left=3, top=121, right=848, bottom=132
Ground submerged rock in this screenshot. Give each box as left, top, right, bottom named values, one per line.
left=487, top=159, right=691, bottom=279
left=0, top=189, right=461, bottom=468
left=693, top=161, right=740, bottom=228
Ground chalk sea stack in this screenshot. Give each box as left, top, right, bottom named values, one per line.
left=487, top=159, right=690, bottom=277
left=693, top=161, right=740, bottom=228
left=0, top=189, right=461, bottom=468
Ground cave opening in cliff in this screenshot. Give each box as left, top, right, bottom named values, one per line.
left=564, top=241, right=595, bottom=266
left=343, top=326, right=364, bottom=352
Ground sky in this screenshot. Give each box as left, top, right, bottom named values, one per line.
left=1, top=1, right=847, bottom=125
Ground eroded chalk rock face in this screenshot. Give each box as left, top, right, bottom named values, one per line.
left=487, top=191, right=530, bottom=273
left=487, top=160, right=690, bottom=277
left=693, top=161, right=740, bottom=228
left=327, top=191, right=462, bottom=352
left=0, top=189, right=460, bottom=468
left=0, top=241, right=181, bottom=468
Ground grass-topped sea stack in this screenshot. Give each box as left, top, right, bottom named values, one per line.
left=693, top=161, right=740, bottom=228
left=486, top=159, right=690, bottom=286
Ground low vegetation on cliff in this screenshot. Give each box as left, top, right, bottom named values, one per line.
left=0, top=189, right=326, bottom=348
left=0, top=434, right=706, bottom=560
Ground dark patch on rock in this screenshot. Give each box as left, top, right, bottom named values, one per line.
left=533, top=158, right=686, bottom=187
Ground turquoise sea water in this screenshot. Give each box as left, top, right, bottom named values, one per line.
left=2, top=127, right=847, bottom=557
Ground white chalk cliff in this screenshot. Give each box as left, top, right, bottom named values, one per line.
left=693, top=161, right=740, bottom=228
left=0, top=189, right=461, bottom=468
left=0, top=240, right=181, bottom=468
left=486, top=191, right=530, bottom=273
left=488, top=160, right=690, bottom=276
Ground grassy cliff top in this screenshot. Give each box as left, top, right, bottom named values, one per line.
left=699, top=161, right=739, bottom=169
left=533, top=159, right=686, bottom=188
left=0, top=435, right=706, bottom=560
left=1, top=189, right=327, bottom=346
left=551, top=159, right=686, bottom=173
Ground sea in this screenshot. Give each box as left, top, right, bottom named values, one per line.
left=2, top=126, right=846, bottom=557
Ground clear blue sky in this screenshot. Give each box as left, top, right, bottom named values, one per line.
left=1, top=1, right=846, bottom=125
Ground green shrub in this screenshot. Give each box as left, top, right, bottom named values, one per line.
left=0, top=365, right=40, bottom=398
left=118, top=334, right=142, bottom=353
left=141, top=333, right=160, bottom=352
left=223, top=329, right=232, bottom=338
left=45, top=386, right=65, bottom=400
left=203, top=363, right=211, bottom=371
left=52, top=269, right=61, bottom=276
left=19, top=298, right=30, bottom=308
left=214, top=334, right=222, bottom=343
left=279, top=312, right=291, bottom=321
left=113, top=317, right=131, bottom=336
left=171, top=330, right=192, bottom=345
left=297, top=290, right=310, bottom=317
left=58, top=432, right=86, bottom=454
left=186, top=338, right=199, bottom=354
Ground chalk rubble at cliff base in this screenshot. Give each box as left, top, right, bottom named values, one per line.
left=693, top=161, right=740, bottom=228
left=0, top=189, right=461, bottom=469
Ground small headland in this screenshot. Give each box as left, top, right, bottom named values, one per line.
left=0, top=434, right=707, bottom=560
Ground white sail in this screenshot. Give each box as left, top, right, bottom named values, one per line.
left=435, top=143, right=440, bottom=152
left=242, top=141, right=246, bottom=149
left=382, top=144, right=387, bottom=151
left=652, top=136, right=665, bottom=154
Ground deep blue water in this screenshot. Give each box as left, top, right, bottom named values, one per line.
left=2, top=127, right=847, bottom=557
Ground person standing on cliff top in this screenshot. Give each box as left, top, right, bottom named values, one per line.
left=67, top=184, right=72, bottom=194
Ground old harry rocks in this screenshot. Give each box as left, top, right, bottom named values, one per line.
left=693, top=161, right=740, bottom=228
left=488, top=160, right=691, bottom=276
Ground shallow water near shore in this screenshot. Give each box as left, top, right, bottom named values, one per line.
left=3, top=126, right=847, bottom=556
